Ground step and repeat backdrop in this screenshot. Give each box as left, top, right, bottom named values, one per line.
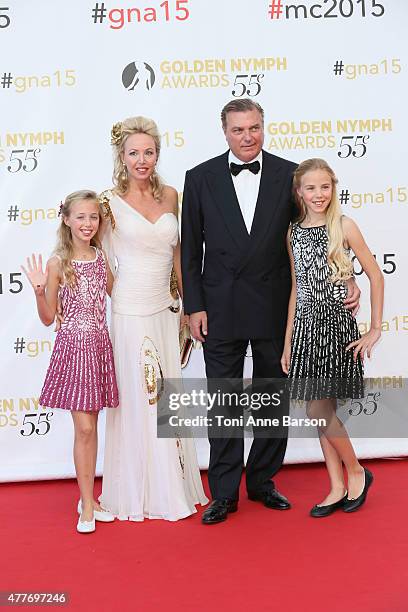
left=1, top=1, right=407, bottom=481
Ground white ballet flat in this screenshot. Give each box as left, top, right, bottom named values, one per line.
left=77, top=516, right=96, bottom=534
left=77, top=500, right=115, bottom=523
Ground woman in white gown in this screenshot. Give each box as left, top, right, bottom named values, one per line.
left=99, top=116, right=208, bottom=521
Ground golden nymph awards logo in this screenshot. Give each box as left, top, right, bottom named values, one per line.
left=121, top=57, right=287, bottom=93
left=266, top=117, right=393, bottom=153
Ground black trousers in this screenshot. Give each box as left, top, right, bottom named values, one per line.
left=203, top=337, right=288, bottom=501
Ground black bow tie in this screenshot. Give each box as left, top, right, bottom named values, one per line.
left=230, top=160, right=260, bottom=176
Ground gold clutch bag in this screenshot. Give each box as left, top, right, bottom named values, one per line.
left=179, top=324, right=194, bottom=369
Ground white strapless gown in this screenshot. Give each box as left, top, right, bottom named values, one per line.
left=100, top=194, right=208, bottom=521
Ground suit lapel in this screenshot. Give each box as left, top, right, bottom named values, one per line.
left=236, top=151, right=285, bottom=272
left=206, top=151, right=250, bottom=249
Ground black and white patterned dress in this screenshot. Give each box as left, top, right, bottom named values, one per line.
left=288, top=222, right=364, bottom=400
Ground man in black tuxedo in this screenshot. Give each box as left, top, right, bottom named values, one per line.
left=181, top=98, right=295, bottom=524
left=181, top=99, right=357, bottom=524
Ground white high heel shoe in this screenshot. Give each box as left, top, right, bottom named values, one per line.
left=77, top=500, right=115, bottom=523
left=77, top=515, right=96, bottom=534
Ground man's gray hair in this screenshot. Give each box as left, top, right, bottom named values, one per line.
left=221, top=98, right=264, bottom=131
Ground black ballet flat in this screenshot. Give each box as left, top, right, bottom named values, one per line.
left=310, top=492, right=348, bottom=518
left=343, top=468, right=373, bottom=513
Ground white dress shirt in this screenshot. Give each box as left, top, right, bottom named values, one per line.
left=229, top=150, right=262, bottom=234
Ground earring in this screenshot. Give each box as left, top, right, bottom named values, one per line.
left=121, top=163, right=128, bottom=182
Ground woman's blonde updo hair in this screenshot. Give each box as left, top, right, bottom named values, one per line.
left=293, top=158, right=353, bottom=282
left=55, top=190, right=102, bottom=287
left=111, top=116, right=165, bottom=201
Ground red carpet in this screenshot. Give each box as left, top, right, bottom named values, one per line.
left=2, top=459, right=408, bottom=611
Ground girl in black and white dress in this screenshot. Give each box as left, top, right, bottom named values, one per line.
left=281, top=158, right=384, bottom=517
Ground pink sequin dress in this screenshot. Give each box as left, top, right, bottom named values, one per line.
left=40, top=248, right=119, bottom=411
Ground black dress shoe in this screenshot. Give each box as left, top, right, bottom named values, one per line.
left=310, top=493, right=348, bottom=518
left=201, top=499, right=238, bottom=525
left=343, top=468, right=373, bottom=513
left=248, top=489, right=291, bottom=510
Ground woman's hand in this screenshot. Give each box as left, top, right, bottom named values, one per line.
left=346, top=328, right=381, bottom=362
left=281, top=343, right=291, bottom=375
left=21, top=254, right=48, bottom=296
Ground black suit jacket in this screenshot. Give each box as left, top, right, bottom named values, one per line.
left=181, top=150, right=297, bottom=340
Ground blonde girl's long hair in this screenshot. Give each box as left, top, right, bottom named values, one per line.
left=55, top=190, right=102, bottom=287
left=111, top=116, right=165, bottom=201
left=293, top=158, right=353, bottom=282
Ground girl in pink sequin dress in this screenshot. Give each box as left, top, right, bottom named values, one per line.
left=22, top=190, right=119, bottom=534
